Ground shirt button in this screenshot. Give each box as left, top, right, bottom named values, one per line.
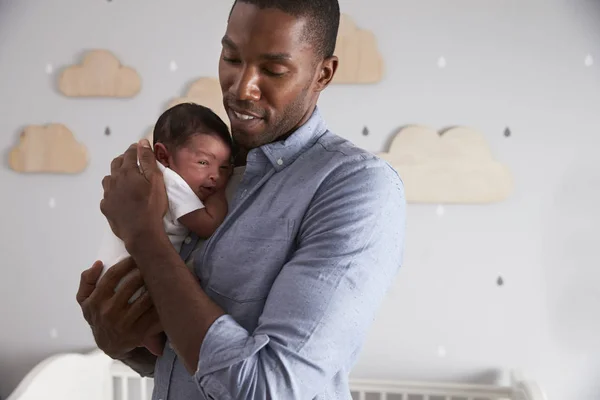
left=277, top=158, right=283, bottom=165
left=184, top=237, right=192, bottom=244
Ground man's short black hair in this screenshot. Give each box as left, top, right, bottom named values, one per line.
left=230, top=0, right=340, bottom=59
left=153, top=103, right=233, bottom=154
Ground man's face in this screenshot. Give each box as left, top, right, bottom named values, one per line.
left=219, top=2, right=336, bottom=150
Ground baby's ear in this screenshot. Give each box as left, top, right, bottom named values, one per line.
left=153, top=142, right=170, bottom=166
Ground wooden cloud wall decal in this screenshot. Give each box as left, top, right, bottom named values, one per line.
left=332, top=14, right=384, bottom=84
left=9, top=124, right=88, bottom=174
left=379, top=126, right=513, bottom=204
left=59, top=50, right=141, bottom=98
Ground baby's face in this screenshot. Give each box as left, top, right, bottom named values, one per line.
left=168, top=134, right=232, bottom=201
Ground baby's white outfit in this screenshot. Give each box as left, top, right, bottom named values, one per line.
left=155, top=161, right=205, bottom=251
left=96, top=161, right=204, bottom=300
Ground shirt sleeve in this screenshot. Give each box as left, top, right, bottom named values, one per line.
left=194, top=157, right=406, bottom=399
left=160, top=164, right=205, bottom=220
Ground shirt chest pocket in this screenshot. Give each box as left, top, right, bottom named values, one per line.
left=204, top=217, right=296, bottom=303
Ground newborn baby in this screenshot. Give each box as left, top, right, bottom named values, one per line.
left=96, top=102, right=233, bottom=356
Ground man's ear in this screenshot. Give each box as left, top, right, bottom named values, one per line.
left=314, top=55, right=339, bottom=92
left=153, top=142, right=171, bottom=167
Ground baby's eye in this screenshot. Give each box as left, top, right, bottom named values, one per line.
left=198, top=160, right=208, bottom=165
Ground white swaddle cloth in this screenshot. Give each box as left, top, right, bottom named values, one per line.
left=96, top=160, right=205, bottom=301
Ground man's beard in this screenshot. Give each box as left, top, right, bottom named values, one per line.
left=232, top=88, right=310, bottom=151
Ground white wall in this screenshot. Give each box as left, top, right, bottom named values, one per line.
left=1, top=0, right=599, bottom=399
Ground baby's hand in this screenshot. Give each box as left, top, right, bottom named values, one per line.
left=205, top=189, right=227, bottom=205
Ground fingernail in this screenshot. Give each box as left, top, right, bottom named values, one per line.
left=139, top=139, right=151, bottom=148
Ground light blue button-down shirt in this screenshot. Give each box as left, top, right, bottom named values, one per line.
left=151, top=108, right=406, bottom=400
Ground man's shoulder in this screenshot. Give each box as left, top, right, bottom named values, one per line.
left=311, top=130, right=403, bottom=189
left=315, top=130, right=374, bottom=159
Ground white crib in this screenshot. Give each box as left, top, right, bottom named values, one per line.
left=7, top=349, right=548, bottom=400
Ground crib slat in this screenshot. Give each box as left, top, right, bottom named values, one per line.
left=140, top=377, right=148, bottom=400
left=121, top=377, right=128, bottom=400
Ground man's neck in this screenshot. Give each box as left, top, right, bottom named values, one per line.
left=233, top=103, right=319, bottom=168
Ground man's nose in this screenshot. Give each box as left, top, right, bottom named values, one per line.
left=233, top=66, right=261, bottom=102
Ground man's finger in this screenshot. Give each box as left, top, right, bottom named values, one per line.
left=112, top=269, right=146, bottom=307
left=95, top=257, right=137, bottom=298
left=99, top=199, right=107, bottom=217
left=76, top=261, right=104, bottom=305
left=126, top=289, right=155, bottom=323
left=135, top=307, right=162, bottom=336
left=110, top=154, right=124, bottom=176
left=146, top=318, right=164, bottom=337
left=137, top=139, right=159, bottom=181
left=101, top=175, right=111, bottom=192
left=122, top=143, right=140, bottom=169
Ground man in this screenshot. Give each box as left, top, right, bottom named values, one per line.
left=76, top=0, right=406, bottom=398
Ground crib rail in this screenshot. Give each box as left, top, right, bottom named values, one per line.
left=346, top=376, right=545, bottom=400
left=7, top=350, right=546, bottom=400
left=109, top=360, right=546, bottom=400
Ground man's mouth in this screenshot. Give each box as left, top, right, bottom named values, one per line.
left=233, top=111, right=258, bottom=121
left=226, top=104, right=266, bottom=135
left=228, top=105, right=264, bottom=122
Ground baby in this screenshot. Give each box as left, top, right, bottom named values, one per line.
left=96, top=102, right=233, bottom=356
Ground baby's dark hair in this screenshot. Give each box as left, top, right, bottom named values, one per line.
left=153, top=103, right=233, bottom=154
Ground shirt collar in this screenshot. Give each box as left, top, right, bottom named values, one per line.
left=251, top=107, right=328, bottom=172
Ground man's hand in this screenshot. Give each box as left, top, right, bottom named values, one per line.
left=76, top=258, right=162, bottom=359
left=100, top=140, right=168, bottom=250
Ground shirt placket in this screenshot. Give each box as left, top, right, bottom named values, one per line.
left=199, top=152, right=274, bottom=284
